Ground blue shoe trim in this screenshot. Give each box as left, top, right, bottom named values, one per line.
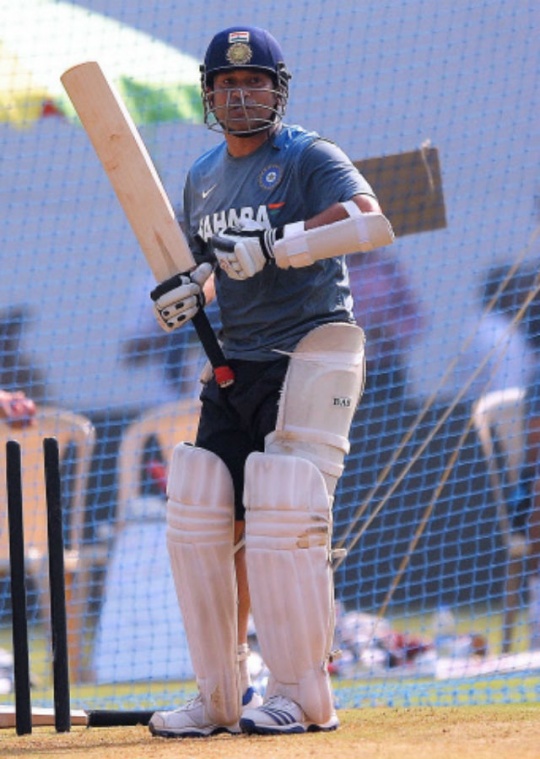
left=239, top=717, right=305, bottom=735
left=242, top=686, right=257, bottom=706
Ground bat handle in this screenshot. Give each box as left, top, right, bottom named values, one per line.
left=191, top=310, right=235, bottom=388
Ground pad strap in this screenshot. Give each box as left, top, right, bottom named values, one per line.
left=341, top=199, right=371, bottom=246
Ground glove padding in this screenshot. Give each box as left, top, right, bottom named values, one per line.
left=151, top=262, right=212, bottom=333
left=212, top=221, right=282, bottom=280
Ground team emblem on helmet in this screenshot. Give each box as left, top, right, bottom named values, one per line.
left=226, top=42, right=253, bottom=66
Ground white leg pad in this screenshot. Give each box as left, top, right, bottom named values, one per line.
left=166, top=443, right=240, bottom=725
left=244, top=452, right=335, bottom=724
left=266, top=322, right=365, bottom=496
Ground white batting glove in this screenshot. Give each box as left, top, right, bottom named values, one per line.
left=151, top=262, right=212, bottom=332
left=212, top=222, right=282, bottom=280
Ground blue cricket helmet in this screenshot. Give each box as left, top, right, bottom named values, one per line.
left=200, top=26, right=292, bottom=134
left=202, top=26, right=290, bottom=83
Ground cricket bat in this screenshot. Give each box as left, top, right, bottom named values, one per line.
left=0, top=704, right=154, bottom=729
left=60, top=61, right=233, bottom=388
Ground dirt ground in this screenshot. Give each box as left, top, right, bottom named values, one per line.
left=0, top=705, right=538, bottom=759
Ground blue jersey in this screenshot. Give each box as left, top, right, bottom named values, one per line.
left=183, top=124, right=375, bottom=360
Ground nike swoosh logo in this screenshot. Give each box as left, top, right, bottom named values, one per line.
left=202, top=184, right=217, bottom=199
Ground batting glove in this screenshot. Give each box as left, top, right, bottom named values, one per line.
left=151, top=262, right=212, bottom=332
left=212, top=224, right=283, bottom=280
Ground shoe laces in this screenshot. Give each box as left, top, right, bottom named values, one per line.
left=181, top=693, right=204, bottom=711
left=264, top=695, right=300, bottom=712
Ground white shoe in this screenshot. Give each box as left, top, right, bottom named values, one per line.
left=240, top=694, right=339, bottom=735
left=149, top=688, right=263, bottom=739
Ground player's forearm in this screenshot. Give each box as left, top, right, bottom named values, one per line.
left=304, top=193, right=382, bottom=230
left=273, top=198, right=394, bottom=269
left=211, top=196, right=393, bottom=280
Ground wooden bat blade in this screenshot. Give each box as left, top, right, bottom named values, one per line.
left=60, top=61, right=234, bottom=387
left=60, top=61, right=194, bottom=282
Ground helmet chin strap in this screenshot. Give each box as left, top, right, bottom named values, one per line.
left=227, top=129, right=270, bottom=139
left=223, top=117, right=279, bottom=138
left=226, top=125, right=280, bottom=139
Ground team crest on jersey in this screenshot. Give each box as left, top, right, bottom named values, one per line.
left=259, top=164, right=282, bottom=190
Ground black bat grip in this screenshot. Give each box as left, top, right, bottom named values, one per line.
left=191, top=308, right=234, bottom=388
left=151, top=273, right=234, bottom=388
left=86, top=710, right=155, bottom=727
